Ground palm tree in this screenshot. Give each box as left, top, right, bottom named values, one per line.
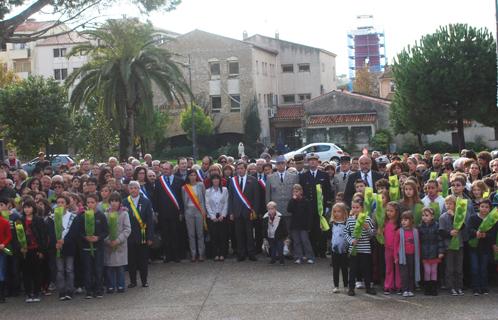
left=66, top=18, right=191, bottom=160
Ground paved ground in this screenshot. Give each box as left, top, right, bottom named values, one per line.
left=1, top=258, right=498, bottom=320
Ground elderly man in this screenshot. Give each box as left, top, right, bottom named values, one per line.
left=123, top=181, right=154, bottom=288
left=336, top=156, right=352, bottom=193
left=143, top=154, right=153, bottom=168
left=0, top=170, right=16, bottom=199
left=344, top=155, right=384, bottom=206
left=266, top=155, right=299, bottom=235
left=108, top=157, right=118, bottom=170
left=423, top=153, right=443, bottom=182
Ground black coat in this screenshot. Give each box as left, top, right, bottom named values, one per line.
left=344, top=170, right=384, bottom=206
left=287, top=198, right=312, bottom=231
left=468, top=214, right=497, bottom=254
left=123, top=195, right=155, bottom=244
left=228, top=175, right=260, bottom=219
left=298, top=170, right=331, bottom=217
left=76, top=210, right=108, bottom=251
left=20, top=214, right=47, bottom=253
left=60, top=213, right=79, bottom=257
left=263, top=214, right=288, bottom=241
left=418, top=221, right=444, bottom=260
left=153, top=175, right=183, bottom=221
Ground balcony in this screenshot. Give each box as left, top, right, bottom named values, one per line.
left=10, top=48, right=30, bottom=60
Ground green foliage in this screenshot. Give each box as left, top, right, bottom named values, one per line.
left=78, top=108, right=119, bottom=162
left=136, top=108, right=169, bottom=153
left=0, top=76, right=70, bottom=157
left=370, top=129, right=392, bottom=152
left=66, top=18, right=190, bottom=160
left=424, top=141, right=456, bottom=153
left=243, top=97, right=261, bottom=145
left=391, top=23, right=497, bottom=149
left=180, top=104, right=214, bottom=140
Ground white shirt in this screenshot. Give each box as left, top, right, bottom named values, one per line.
left=238, top=175, right=247, bottom=191
left=131, top=195, right=140, bottom=208
left=309, top=169, right=318, bottom=178
left=205, top=187, right=229, bottom=219
left=361, top=170, right=373, bottom=188
left=277, top=171, right=286, bottom=182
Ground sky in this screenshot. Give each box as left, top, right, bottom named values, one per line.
left=28, top=0, right=496, bottom=75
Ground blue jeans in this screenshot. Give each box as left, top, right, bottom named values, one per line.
left=0, top=252, right=5, bottom=282
left=268, top=238, right=284, bottom=261
left=470, top=250, right=490, bottom=290
left=82, top=248, right=104, bottom=295
left=106, top=266, right=125, bottom=290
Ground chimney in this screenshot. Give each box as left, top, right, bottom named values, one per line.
left=275, top=32, right=279, bottom=39
left=243, top=31, right=248, bottom=40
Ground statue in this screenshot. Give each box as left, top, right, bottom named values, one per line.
left=238, top=142, right=245, bottom=158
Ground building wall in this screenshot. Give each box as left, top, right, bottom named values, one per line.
left=162, top=30, right=257, bottom=137
left=425, top=123, right=498, bottom=149
left=34, top=44, right=87, bottom=81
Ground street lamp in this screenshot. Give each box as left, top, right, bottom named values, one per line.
left=185, top=54, right=198, bottom=161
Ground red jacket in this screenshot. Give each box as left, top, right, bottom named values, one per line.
left=0, top=216, right=12, bottom=247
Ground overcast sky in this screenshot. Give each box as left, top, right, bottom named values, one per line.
left=145, top=0, right=496, bottom=75
left=27, top=0, right=496, bottom=75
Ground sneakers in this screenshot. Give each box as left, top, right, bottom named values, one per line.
left=333, top=287, right=339, bottom=293
left=25, top=296, right=33, bottom=303
left=450, top=289, right=458, bottom=296
left=31, top=295, right=41, bottom=302
left=457, top=289, right=464, bottom=296
left=85, top=293, right=93, bottom=299
left=65, top=294, right=73, bottom=300
left=482, top=288, right=489, bottom=295
left=355, top=281, right=365, bottom=289
left=59, top=294, right=66, bottom=301
left=402, top=291, right=410, bottom=297
left=307, top=259, right=315, bottom=264
left=383, top=290, right=391, bottom=295
left=294, top=258, right=302, bottom=264
left=407, top=291, right=414, bottom=297
left=473, top=289, right=480, bottom=296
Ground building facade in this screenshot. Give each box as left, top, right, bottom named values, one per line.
left=158, top=30, right=337, bottom=146
left=0, top=20, right=89, bottom=82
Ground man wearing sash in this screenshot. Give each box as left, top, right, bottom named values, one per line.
left=228, top=162, right=260, bottom=261
left=253, top=159, right=269, bottom=254
left=123, top=181, right=154, bottom=288
left=153, top=162, right=184, bottom=263
left=198, top=156, right=213, bottom=184
left=299, top=153, right=331, bottom=258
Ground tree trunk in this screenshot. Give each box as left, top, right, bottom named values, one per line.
left=416, top=133, right=424, bottom=152
left=119, top=128, right=128, bottom=162
left=126, top=106, right=135, bottom=159
left=456, top=113, right=465, bottom=151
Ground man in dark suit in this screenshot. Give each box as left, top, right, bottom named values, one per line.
left=228, top=161, right=260, bottom=261
left=124, top=181, right=154, bottom=288
left=344, top=155, right=384, bottom=206
left=299, top=153, right=331, bottom=258
left=153, top=162, right=184, bottom=263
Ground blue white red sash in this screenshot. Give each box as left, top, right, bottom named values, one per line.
left=159, top=175, right=180, bottom=210
left=232, top=176, right=253, bottom=211
left=257, top=178, right=266, bottom=191
left=197, top=169, right=205, bottom=183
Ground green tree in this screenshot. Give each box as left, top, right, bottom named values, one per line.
left=135, top=107, right=169, bottom=155
left=180, top=104, right=213, bottom=141
left=353, top=65, right=378, bottom=96
left=243, top=97, right=261, bottom=145
left=0, top=0, right=181, bottom=46
left=370, top=129, right=392, bottom=153
left=66, top=18, right=191, bottom=160
left=0, top=76, right=70, bottom=157
left=0, top=64, right=19, bottom=88
left=392, top=24, right=497, bottom=150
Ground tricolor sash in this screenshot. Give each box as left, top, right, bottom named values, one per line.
left=127, top=196, right=147, bottom=244
left=257, top=178, right=266, bottom=191
left=232, top=177, right=257, bottom=220
left=197, top=169, right=205, bottom=183
left=140, top=185, right=149, bottom=199
left=159, top=175, right=180, bottom=210
left=183, top=184, right=208, bottom=231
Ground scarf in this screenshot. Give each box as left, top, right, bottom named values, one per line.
left=399, top=228, right=421, bottom=282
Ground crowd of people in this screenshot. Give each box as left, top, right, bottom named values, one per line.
left=0, top=148, right=498, bottom=303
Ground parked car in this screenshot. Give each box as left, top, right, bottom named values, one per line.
left=22, top=154, right=75, bottom=174
left=284, top=143, right=345, bottom=162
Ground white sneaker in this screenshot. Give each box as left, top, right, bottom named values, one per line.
left=333, top=287, right=339, bottom=293
left=408, top=291, right=415, bottom=297
left=402, top=291, right=409, bottom=297
left=307, top=259, right=315, bottom=264
left=294, top=259, right=302, bottom=264
left=355, top=281, right=362, bottom=289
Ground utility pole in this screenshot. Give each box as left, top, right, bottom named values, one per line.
left=188, top=54, right=198, bottom=161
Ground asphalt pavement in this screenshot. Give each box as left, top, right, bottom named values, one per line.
left=1, top=258, right=498, bottom=320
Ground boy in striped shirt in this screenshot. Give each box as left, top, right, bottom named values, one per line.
left=344, top=198, right=377, bottom=296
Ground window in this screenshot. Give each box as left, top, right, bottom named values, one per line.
left=13, top=61, right=31, bottom=73
left=282, top=64, right=293, bottom=73
left=210, top=62, right=220, bottom=76
left=390, top=80, right=396, bottom=92
left=298, top=63, right=310, bottom=72
left=282, top=94, right=295, bottom=104
left=256, top=60, right=259, bottom=75
left=53, top=48, right=66, bottom=58
left=315, top=145, right=331, bottom=152
left=54, top=68, right=68, bottom=81
left=321, top=63, right=325, bottom=72
left=230, top=95, right=240, bottom=112
left=228, top=61, right=239, bottom=75
left=1, top=43, right=6, bottom=51
left=298, top=93, right=311, bottom=102
left=211, top=96, right=221, bottom=112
